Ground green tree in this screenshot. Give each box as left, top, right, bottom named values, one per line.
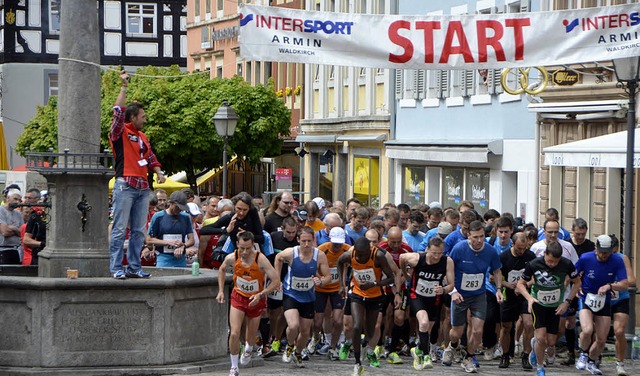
left=17, top=66, right=291, bottom=189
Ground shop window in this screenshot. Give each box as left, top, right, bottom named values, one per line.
left=402, top=166, right=425, bottom=207
left=319, top=153, right=334, bottom=201
left=442, top=168, right=465, bottom=210
left=465, top=169, right=490, bottom=215
left=353, top=156, right=380, bottom=208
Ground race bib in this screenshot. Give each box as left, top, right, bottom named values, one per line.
left=461, top=273, right=483, bottom=291
left=416, top=279, right=438, bottom=297
left=291, top=276, right=314, bottom=291
left=162, top=234, right=182, bottom=253
left=236, top=276, right=259, bottom=294
left=329, top=267, right=339, bottom=284
left=265, top=279, right=282, bottom=300
left=537, top=289, right=560, bottom=304
left=585, top=292, right=605, bottom=312
left=353, top=268, right=376, bottom=284
left=507, top=269, right=524, bottom=284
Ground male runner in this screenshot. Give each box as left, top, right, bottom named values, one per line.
left=338, top=237, right=400, bottom=376
left=517, top=241, right=581, bottom=376
left=216, top=232, right=281, bottom=376
left=400, top=237, right=454, bottom=370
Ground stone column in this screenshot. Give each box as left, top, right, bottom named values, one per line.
left=38, top=0, right=110, bottom=278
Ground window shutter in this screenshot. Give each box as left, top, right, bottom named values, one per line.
left=414, top=69, right=425, bottom=100
left=488, top=69, right=503, bottom=95
left=520, top=0, right=530, bottom=13
left=439, top=70, right=450, bottom=98
left=462, top=70, right=475, bottom=97
left=395, top=69, right=403, bottom=97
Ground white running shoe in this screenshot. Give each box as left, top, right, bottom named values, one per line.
left=240, top=351, right=252, bottom=366
left=462, top=357, right=478, bottom=373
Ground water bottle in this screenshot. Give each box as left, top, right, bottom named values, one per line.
left=632, top=335, right=640, bottom=360
left=191, top=259, right=200, bottom=276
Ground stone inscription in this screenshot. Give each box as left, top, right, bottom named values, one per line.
left=54, top=303, right=152, bottom=351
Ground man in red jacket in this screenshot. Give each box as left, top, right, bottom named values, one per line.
left=109, top=72, right=165, bottom=280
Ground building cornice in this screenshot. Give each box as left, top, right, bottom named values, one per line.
left=300, top=115, right=390, bottom=133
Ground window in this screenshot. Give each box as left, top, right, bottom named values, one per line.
left=49, top=0, right=60, bottom=33
left=206, top=0, right=211, bottom=14
left=353, top=156, right=380, bottom=208
left=402, top=166, right=426, bottom=207
left=217, top=0, right=223, bottom=11
left=195, top=0, right=200, bottom=17
left=319, top=152, right=334, bottom=201
left=48, top=73, right=59, bottom=98
left=442, top=168, right=491, bottom=215
left=127, top=3, right=156, bottom=36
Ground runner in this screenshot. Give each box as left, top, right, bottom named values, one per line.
left=312, top=227, right=350, bottom=358
left=216, top=232, right=281, bottom=376
left=497, top=232, right=536, bottom=369
left=337, top=237, right=400, bottom=376
left=609, top=235, right=636, bottom=376
left=274, top=227, right=332, bottom=368
left=575, top=235, right=628, bottom=375
left=400, top=236, right=454, bottom=370
left=442, top=220, right=504, bottom=373
left=517, top=241, right=581, bottom=376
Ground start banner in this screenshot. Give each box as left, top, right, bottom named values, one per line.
left=239, top=3, right=640, bottom=70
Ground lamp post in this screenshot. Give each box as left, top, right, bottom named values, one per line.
left=612, top=56, right=640, bottom=346
left=213, top=100, right=238, bottom=198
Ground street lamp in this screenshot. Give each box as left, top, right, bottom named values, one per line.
left=213, top=100, right=238, bottom=198
left=612, top=56, right=640, bottom=346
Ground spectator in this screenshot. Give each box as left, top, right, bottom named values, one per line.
left=22, top=189, right=46, bottom=266
left=146, top=190, right=195, bottom=267
left=202, top=196, right=220, bottom=226
left=155, top=189, right=168, bottom=211
left=264, top=191, right=294, bottom=233
left=0, top=189, right=24, bottom=264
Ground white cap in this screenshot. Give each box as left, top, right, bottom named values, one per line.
left=187, top=202, right=202, bottom=216
left=329, top=227, right=346, bottom=244
left=313, top=196, right=326, bottom=210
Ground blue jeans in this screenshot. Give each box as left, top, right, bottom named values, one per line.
left=109, top=179, right=150, bottom=274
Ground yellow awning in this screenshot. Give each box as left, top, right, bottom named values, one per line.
left=0, top=121, right=8, bottom=170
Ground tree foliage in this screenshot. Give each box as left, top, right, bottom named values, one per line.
left=16, top=66, right=291, bottom=188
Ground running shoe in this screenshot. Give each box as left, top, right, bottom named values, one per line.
left=301, top=348, right=310, bottom=361
left=373, top=345, right=385, bottom=359
left=262, top=342, right=277, bottom=358
left=483, top=345, right=495, bottom=361
left=529, top=338, right=538, bottom=367
left=291, top=353, right=304, bottom=368
left=586, top=361, right=603, bottom=375
left=461, top=357, right=478, bottom=373
left=471, top=355, right=480, bottom=368
left=240, top=351, right=252, bottom=366
left=576, top=352, right=588, bottom=370
left=352, top=364, right=364, bottom=376
left=499, top=354, right=510, bottom=368
left=367, top=351, right=380, bottom=367
left=453, top=346, right=464, bottom=363
left=544, top=346, right=556, bottom=365
left=113, top=270, right=127, bottom=279
left=229, top=367, right=239, bottom=376
left=522, top=352, right=533, bottom=370
left=411, top=347, right=424, bottom=370
left=561, top=353, right=575, bottom=366
left=399, top=344, right=411, bottom=356
left=536, top=366, right=546, bottom=376
left=442, top=346, right=454, bottom=366
left=329, top=348, right=340, bottom=361
left=306, top=337, right=318, bottom=355
left=317, top=343, right=331, bottom=356
left=387, top=352, right=403, bottom=364
left=339, top=341, right=352, bottom=361
left=616, top=361, right=628, bottom=376
left=429, top=346, right=439, bottom=362
left=282, top=345, right=293, bottom=363
left=423, top=354, right=433, bottom=369
left=125, top=269, right=151, bottom=278
left=271, top=339, right=281, bottom=353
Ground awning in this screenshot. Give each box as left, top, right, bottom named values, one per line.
left=336, top=133, right=388, bottom=142
left=528, top=100, right=628, bottom=113
left=385, top=139, right=502, bottom=164
left=543, top=129, right=640, bottom=168
left=294, top=135, right=336, bottom=143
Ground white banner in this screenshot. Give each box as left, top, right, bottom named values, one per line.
left=239, top=4, right=640, bottom=69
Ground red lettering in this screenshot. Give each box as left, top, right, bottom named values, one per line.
left=505, top=18, right=530, bottom=61
left=282, top=17, right=292, bottom=31
left=476, top=20, right=505, bottom=62
left=416, top=21, right=441, bottom=63
left=388, top=20, right=413, bottom=64
left=293, top=18, right=304, bottom=32
left=257, top=15, right=270, bottom=28
left=609, top=14, right=618, bottom=28
left=439, top=21, right=474, bottom=64
left=619, top=13, right=629, bottom=27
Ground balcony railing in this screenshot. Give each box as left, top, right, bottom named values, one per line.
left=25, top=150, right=114, bottom=175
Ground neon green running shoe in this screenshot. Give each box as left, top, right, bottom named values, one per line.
left=339, top=341, right=352, bottom=361
left=387, top=351, right=403, bottom=364
left=367, top=351, right=380, bottom=367
left=411, top=347, right=424, bottom=370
